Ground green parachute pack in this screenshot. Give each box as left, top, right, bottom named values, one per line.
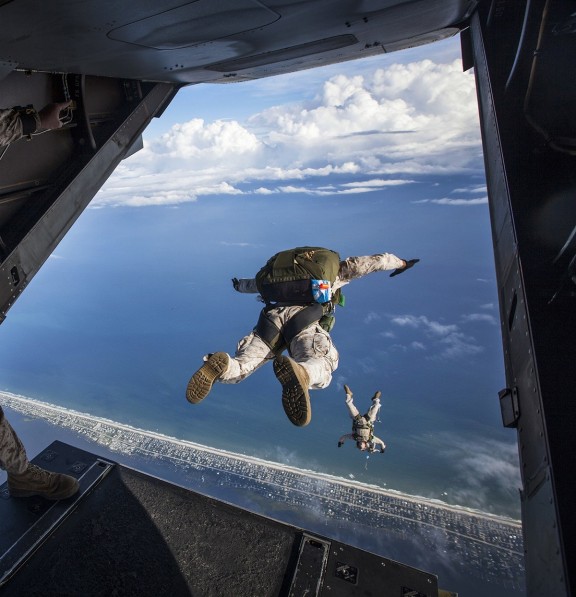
left=255, top=246, right=341, bottom=305
left=254, top=247, right=344, bottom=351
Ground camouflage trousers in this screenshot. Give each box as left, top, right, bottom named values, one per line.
left=345, top=395, right=381, bottom=423
left=211, top=306, right=339, bottom=389
left=0, top=406, right=29, bottom=474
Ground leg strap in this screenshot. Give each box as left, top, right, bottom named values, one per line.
left=254, top=303, right=324, bottom=354
left=282, top=303, right=323, bottom=347
left=254, top=309, right=286, bottom=354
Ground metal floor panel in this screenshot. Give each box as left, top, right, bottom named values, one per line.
left=0, top=441, right=439, bottom=597
left=0, top=441, right=297, bottom=597
left=0, top=441, right=113, bottom=588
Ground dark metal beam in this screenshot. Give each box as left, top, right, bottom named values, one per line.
left=469, top=2, right=576, bottom=594
left=0, top=81, right=176, bottom=323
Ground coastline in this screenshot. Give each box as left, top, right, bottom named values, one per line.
left=1, top=390, right=520, bottom=526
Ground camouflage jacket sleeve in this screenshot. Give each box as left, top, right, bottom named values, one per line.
left=371, top=436, right=386, bottom=451
left=235, top=253, right=404, bottom=293
left=0, top=107, right=40, bottom=147
left=334, top=254, right=405, bottom=290
left=338, top=434, right=354, bottom=444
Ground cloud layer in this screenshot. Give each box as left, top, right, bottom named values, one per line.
left=384, top=313, right=495, bottom=359
left=438, top=435, right=521, bottom=513
left=96, top=58, right=483, bottom=207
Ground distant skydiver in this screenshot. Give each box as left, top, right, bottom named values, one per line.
left=337, top=385, right=386, bottom=453
left=186, top=247, right=419, bottom=427
left=0, top=103, right=79, bottom=500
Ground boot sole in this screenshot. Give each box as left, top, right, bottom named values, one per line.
left=273, top=356, right=311, bottom=427
left=186, top=352, right=229, bottom=404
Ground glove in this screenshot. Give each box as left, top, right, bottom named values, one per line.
left=338, top=441, right=343, bottom=448
left=343, top=384, right=352, bottom=397
left=232, top=278, right=240, bottom=291
left=380, top=447, right=385, bottom=453
left=390, top=258, right=420, bottom=277
left=372, top=391, right=381, bottom=401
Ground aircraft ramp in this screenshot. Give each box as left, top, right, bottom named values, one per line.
left=0, top=441, right=440, bottom=596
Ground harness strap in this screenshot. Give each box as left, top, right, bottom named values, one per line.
left=254, top=303, right=324, bottom=355
left=254, top=309, right=285, bottom=354
left=282, top=303, right=323, bottom=347
left=352, top=416, right=374, bottom=440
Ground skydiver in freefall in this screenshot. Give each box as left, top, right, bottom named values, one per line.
left=337, top=385, right=386, bottom=453
left=185, top=246, right=419, bottom=427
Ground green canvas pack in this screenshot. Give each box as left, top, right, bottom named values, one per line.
left=255, top=247, right=340, bottom=304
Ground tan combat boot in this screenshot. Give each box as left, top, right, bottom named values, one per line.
left=273, top=355, right=311, bottom=427
left=8, top=463, right=80, bottom=500
left=186, top=352, right=230, bottom=404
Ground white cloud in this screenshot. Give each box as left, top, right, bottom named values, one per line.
left=461, top=313, right=497, bottom=325
left=390, top=314, right=483, bottom=359
left=259, top=177, right=417, bottom=196
left=220, top=242, right=261, bottom=248
left=435, top=435, right=521, bottom=513
left=364, top=312, right=382, bottom=324
left=340, top=178, right=414, bottom=189
left=358, top=358, right=378, bottom=373
left=431, top=197, right=488, bottom=206
left=266, top=445, right=320, bottom=471
left=388, top=344, right=408, bottom=353
left=391, top=315, right=457, bottom=336
left=438, top=332, right=483, bottom=358
left=451, top=185, right=487, bottom=194
left=380, top=331, right=396, bottom=339
left=154, top=118, right=262, bottom=159
left=95, top=57, right=482, bottom=207
left=416, top=196, right=488, bottom=206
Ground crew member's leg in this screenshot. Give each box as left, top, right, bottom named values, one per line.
left=1, top=407, right=79, bottom=500
left=0, top=406, right=28, bottom=475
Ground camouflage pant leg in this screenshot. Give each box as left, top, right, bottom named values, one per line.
left=289, top=323, right=339, bottom=389
left=365, top=399, right=381, bottom=423
left=217, top=331, right=274, bottom=384
left=0, top=406, right=29, bottom=474
left=345, top=396, right=360, bottom=419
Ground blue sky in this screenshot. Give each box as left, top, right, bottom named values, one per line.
left=0, top=34, right=522, bottom=519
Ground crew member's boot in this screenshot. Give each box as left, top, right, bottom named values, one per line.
left=273, top=356, right=311, bottom=427
left=186, top=352, right=230, bottom=404
left=8, top=463, right=80, bottom=500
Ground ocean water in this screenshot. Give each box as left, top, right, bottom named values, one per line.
left=0, top=189, right=522, bottom=520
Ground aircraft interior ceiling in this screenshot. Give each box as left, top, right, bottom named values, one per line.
left=0, top=0, right=476, bottom=83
